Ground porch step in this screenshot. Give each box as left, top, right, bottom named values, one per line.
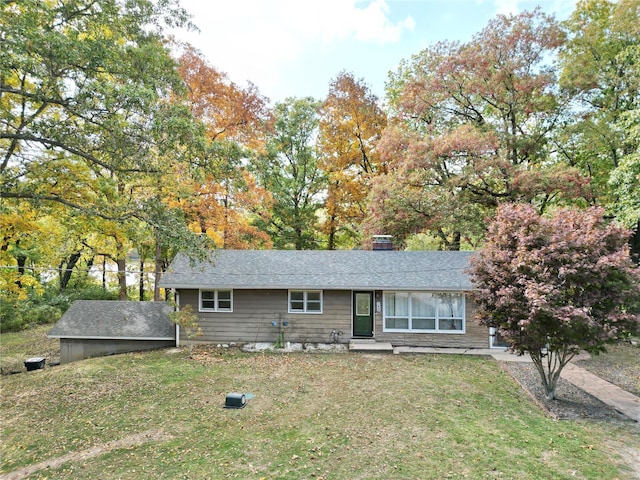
left=349, top=340, right=394, bottom=352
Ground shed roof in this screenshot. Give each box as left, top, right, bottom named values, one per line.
left=159, top=250, right=475, bottom=291
left=47, top=300, right=175, bottom=340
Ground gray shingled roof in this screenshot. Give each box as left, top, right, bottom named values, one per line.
left=159, top=250, right=475, bottom=291
left=47, top=300, right=175, bottom=340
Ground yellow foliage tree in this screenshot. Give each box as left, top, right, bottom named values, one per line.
left=318, top=72, right=387, bottom=249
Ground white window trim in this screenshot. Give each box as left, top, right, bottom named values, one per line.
left=288, top=290, right=323, bottom=314
left=199, top=289, right=233, bottom=312
left=382, top=291, right=466, bottom=334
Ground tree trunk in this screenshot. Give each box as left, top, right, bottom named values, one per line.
left=327, top=216, right=336, bottom=250
left=116, top=257, right=127, bottom=300
left=450, top=231, right=461, bottom=251
left=630, top=221, right=640, bottom=263
left=102, top=256, right=107, bottom=291
left=15, top=253, right=26, bottom=288
left=529, top=348, right=575, bottom=401
left=154, top=230, right=162, bottom=301
left=139, top=258, right=145, bottom=301
left=59, top=251, right=82, bottom=291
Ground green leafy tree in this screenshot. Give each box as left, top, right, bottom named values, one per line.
left=469, top=203, right=640, bottom=400
left=251, top=97, right=325, bottom=249
left=606, top=92, right=640, bottom=257
left=1, top=0, right=191, bottom=203
left=1, top=0, right=207, bottom=300
left=558, top=0, right=640, bottom=206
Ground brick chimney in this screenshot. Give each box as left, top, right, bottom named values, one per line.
left=372, top=235, right=393, bottom=251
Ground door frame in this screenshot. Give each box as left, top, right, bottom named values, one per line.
left=489, top=327, right=508, bottom=349
left=352, top=291, right=374, bottom=337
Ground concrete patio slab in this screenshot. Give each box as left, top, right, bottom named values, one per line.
left=349, top=341, right=394, bottom=352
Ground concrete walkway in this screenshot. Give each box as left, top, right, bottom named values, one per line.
left=392, top=346, right=640, bottom=423
left=560, top=363, right=640, bottom=422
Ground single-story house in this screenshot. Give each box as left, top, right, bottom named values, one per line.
left=48, top=300, right=176, bottom=363
left=159, top=248, right=503, bottom=350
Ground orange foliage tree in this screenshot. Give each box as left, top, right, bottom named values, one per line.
left=174, top=45, right=273, bottom=249
left=317, top=72, right=387, bottom=249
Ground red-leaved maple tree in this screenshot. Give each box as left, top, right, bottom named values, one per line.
left=469, top=203, right=640, bottom=400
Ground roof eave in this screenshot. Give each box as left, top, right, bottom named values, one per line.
left=47, top=335, right=175, bottom=340
left=162, top=284, right=472, bottom=291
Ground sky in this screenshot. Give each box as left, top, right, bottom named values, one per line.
left=173, top=0, right=578, bottom=105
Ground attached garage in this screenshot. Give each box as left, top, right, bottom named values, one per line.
left=48, top=300, right=176, bottom=364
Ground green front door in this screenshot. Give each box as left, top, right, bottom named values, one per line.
left=353, top=291, right=374, bottom=337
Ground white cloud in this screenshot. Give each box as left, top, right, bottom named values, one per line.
left=493, top=0, right=520, bottom=15
left=174, top=0, right=574, bottom=103
left=176, top=0, right=414, bottom=99
left=255, top=0, right=415, bottom=44
left=352, top=0, right=416, bottom=44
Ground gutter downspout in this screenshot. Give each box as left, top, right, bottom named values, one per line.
left=173, top=289, right=180, bottom=348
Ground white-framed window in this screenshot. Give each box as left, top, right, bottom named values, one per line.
left=199, top=289, right=233, bottom=312
left=289, top=290, right=323, bottom=314
left=383, top=292, right=465, bottom=333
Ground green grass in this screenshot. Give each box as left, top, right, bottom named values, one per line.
left=0, top=324, right=60, bottom=374
left=1, top=344, right=639, bottom=480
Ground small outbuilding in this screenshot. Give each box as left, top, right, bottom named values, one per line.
left=48, top=300, right=176, bottom=364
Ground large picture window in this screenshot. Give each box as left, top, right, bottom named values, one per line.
left=199, top=289, right=233, bottom=312
left=383, top=292, right=464, bottom=333
left=289, top=290, right=322, bottom=314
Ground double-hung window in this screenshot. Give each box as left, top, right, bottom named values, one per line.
left=383, top=292, right=464, bottom=333
left=289, top=290, right=322, bottom=314
left=199, top=289, right=233, bottom=312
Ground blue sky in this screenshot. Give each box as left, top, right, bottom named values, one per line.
left=175, top=0, right=577, bottom=105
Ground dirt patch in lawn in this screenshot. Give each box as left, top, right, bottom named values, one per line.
left=0, top=430, right=172, bottom=480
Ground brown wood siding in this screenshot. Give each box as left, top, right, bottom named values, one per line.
left=177, top=289, right=352, bottom=345
left=177, top=288, right=489, bottom=348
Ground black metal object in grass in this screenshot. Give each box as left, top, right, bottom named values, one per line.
left=224, top=393, right=254, bottom=409
left=24, top=357, right=46, bottom=371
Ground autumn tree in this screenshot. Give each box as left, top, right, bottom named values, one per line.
left=0, top=203, right=47, bottom=297
left=176, top=44, right=271, bottom=150
left=365, top=9, right=587, bottom=249
left=317, top=71, right=387, bottom=249
left=251, top=97, right=325, bottom=249
left=174, top=45, right=273, bottom=249
left=469, top=203, right=640, bottom=400
left=0, top=0, right=206, bottom=300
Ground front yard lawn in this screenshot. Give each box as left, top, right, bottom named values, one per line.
left=1, top=341, right=639, bottom=479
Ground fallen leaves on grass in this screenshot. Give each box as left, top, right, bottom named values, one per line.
left=0, top=430, right=172, bottom=480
